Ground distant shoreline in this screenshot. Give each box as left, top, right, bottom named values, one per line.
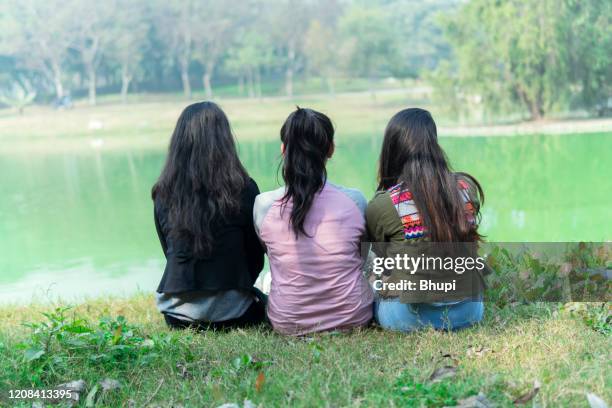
left=2, top=123, right=610, bottom=155
left=1, top=90, right=611, bottom=154
left=439, top=118, right=612, bottom=137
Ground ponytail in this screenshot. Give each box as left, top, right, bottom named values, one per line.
left=280, top=107, right=334, bottom=238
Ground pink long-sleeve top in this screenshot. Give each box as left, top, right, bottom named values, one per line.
left=253, top=182, right=374, bottom=336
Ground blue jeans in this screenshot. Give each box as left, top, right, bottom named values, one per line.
left=374, top=298, right=484, bottom=332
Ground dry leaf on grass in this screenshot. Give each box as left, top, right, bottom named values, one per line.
left=466, top=345, right=493, bottom=358
left=176, top=363, right=191, bottom=379
left=513, top=380, right=541, bottom=405
left=429, top=366, right=457, bottom=382
left=439, top=352, right=460, bottom=366
left=255, top=371, right=265, bottom=392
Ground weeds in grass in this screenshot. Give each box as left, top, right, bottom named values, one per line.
left=15, top=306, right=160, bottom=386
left=561, top=302, right=611, bottom=335
left=231, top=354, right=272, bottom=372
left=393, top=372, right=467, bottom=407
left=486, top=243, right=610, bottom=306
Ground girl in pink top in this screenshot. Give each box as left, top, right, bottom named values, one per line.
left=253, top=107, right=373, bottom=336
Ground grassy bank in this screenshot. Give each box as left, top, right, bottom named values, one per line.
left=2, top=90, right=612, bottom=155
left=0, top=295, right=610, bottom=407
left=0, top=91, right=417, bottom=154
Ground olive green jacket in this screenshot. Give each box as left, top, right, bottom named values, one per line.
left=365, top=190, right=487, bottom=303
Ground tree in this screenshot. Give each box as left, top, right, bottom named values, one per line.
left=269, top=0, right=312, bottom=97
left=384, top=0, right=459, bottom=80
left=303, top=1, right=343, bottom=95
left=0, top=77, right=36, bottom=114
left=225, top=32, right=274, bottom=98
left=154, top=0, right=198, bottom=99
left=339, top=5, right=397, bottom=92
left=69, top=0, right=116, bottom=105
left=304, top=20, right=336, bottom=94
left=192, top=1, right=241, bottom=99
left=110, top=0, right=149, bottom=103
left=224, top=1, right=277, bottom=99
left=565, top=0, right=612, bottom=116
left=434, top=0, right=611, bottom=120
left=3, top=0, right=73, bottom=100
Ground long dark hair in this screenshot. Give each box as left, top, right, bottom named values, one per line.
left=152, top=101, right=249, bottom=256
left=280, top=107, right=334, bottom=238
left=377, top=108, right=484, bottom=242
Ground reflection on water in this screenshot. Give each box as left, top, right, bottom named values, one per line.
left=1, top=132, right=610, bottom=302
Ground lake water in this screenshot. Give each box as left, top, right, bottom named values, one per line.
left=1, top=132, right=610, bottom=303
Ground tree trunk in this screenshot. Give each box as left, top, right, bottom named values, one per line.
left=247, top=67, right=255, bottom=98
left=84, top=37, right=100, bottom=106
left=285, top=44, right=295, bottom=97
left=87, top=64, right=96, bottom=106
left=529, top=102, right=544, bottom=120
left=52, top=62, right=64, bottom=99
left=238, top=75, right=244, bottom=96
left=180, top=59, right=191, bottom=100
left=368, top=76, right=377, bottom=101
left=516, top=85, right=544, bottom=120
left=120, top=64, right=132, bottom=104
left=203, top=61, right=214, bottom=99
left=526, top=87, right=545, bottom=120
left=255, top=67, right=262, bottom=99
left=285, top=67, right=293, bottom=97
left=326, top=76, right=335, bottom=97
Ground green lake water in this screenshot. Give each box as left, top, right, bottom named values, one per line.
left=1, top=132, right=610, bottom=302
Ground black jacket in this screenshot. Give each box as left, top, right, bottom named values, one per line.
left=154, top=178, right=265, bottom=294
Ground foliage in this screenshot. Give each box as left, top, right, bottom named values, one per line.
left=338, top=5, right=397, bottom=80
left=561, top=302, right=611, bottom=335
left=434, top=0, right=612, bottom=120
left=0, top=0, right=454, bottom=102
left=384, top=0, right=459, bottom=79
left=16, top=307, right=161, bottom=385
left=565, top=0, right=612, bottom=116
left=304, top=20, right=338, bottom=93
left=225, top=32, right=275, bottom=98
left=0, top=77, right=36, bottom=114
left=485, top=243, right=611, bottom=307
left=0, top=0, right=609, bottom=117
left=377, top=369, right=512, bottom=407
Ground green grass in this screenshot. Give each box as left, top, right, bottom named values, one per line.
left=2, top=86, right=611, bottom=156
left=2, top=89, right=611, bottom=157
left=0, top=296, right=610, bottom=407
left=0, top=90, right=418, bottom=154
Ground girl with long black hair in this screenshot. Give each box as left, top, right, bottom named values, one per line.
left=253, top=107, right=373, bottom=336
left=367, top=108, right=487, bottom=332
left=152, top=101, right=266, bottom=330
